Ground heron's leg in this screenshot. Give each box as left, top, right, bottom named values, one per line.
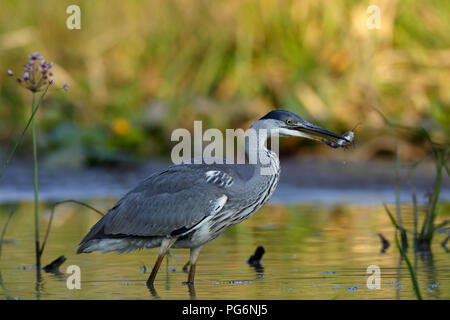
left=187, top=246, right=202, bottom=283
left=147, top=237, right=176, bottom=285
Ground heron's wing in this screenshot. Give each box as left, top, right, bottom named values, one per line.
left=80, top=165, right=229, bottom=242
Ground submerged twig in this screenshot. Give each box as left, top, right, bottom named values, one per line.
left=377, top=233, right=390, bottom=254
left=441, top=236, right=449, bottom=253
left=247, top=246, right=265, bottom=265
left=247, top=246, right=265, bottom=273
left=39, top=200, right=105, bottom=257
left=52, top=200, right=105, bottom=216
left=43, top=255, right=67, bottom=274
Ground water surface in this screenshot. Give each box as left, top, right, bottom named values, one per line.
left=0, top=201, right=448, bottom=300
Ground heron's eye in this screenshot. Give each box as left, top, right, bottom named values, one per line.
left=286, top=119, right=293, bottom=125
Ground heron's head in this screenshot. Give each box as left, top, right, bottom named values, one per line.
left=257, top=109, right=351, bottom=146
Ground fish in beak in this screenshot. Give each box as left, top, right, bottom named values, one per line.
left=288, top=119, right=354, bottom=149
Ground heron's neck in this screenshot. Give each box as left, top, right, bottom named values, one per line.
left=238, top=127, right=280, bottom=205
left=244, top=127, right=280, bottom=177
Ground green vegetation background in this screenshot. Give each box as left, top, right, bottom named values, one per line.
left=0, top=0, right=448, bottom=165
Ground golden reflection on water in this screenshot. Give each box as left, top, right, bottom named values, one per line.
left=0, top=201, right=448, bottom=300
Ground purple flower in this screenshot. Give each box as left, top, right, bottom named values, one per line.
left=37, top=61, right=54, bottom=71
left=29, top=52, right=43, bottom=60
left=8, top=52, right=63, bottom=93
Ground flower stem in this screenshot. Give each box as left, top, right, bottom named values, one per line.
left=0, top=85, right=49, bottom=180
left=31, top=92, right=41, bottom=280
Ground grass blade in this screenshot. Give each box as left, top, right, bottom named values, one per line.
left=394, top=231, right=423, bottom=300
left=0, top=86, right=49, bottom=179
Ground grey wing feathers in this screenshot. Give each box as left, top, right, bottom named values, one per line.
left=79, top=165, right=229, bottom=244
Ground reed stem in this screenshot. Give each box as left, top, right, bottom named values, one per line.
left=31, top=92, right=41, bottom=280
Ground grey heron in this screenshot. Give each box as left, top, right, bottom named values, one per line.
left=77, top=109, right=351, bottom=285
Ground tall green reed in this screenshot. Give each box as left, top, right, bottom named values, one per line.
left=374, top=107, right=448, bottom=299
left=374, top=107, right=449, bottom=251
left=2, top=52, right=68, bottom=285
left=384, top=204, right=422, bottom=300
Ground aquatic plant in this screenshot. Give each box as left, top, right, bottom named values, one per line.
left=375, top=106, right=448, bottom=300
left=415, top=139, right=448, bottom=251
left=397, top=129, right=447, bottom=251
left=373, top=107, right=408, bottom=249
left=2, top=52, right=68, bottom=283
left=384, top=204, right=422, bottom=300
left=374, top=107, right=449, bottom=252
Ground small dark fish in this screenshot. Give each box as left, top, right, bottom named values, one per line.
left=326, top=123, right=358, bottom=149
left=325, top=134, right=352, bottom=149
left=342, top=130, right=355, bottom=144
left=325, top=140, right=340, bottom=148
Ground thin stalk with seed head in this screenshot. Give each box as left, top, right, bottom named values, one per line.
left=31, top=92, right=41, bottom=278
left=6, top=53, right=67, bottom=290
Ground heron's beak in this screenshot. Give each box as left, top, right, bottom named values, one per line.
left=289, top=121, right=351, bottom=145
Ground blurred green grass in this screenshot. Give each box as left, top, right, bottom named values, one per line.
left=0, top=0, right=449, bottom=164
